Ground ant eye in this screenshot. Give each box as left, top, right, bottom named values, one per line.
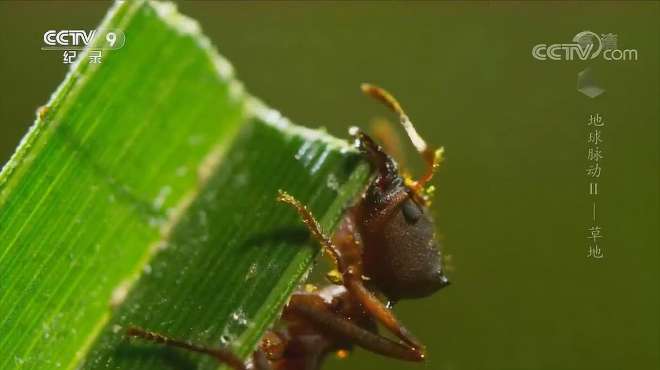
left=401, top=199, right=422, bottom=224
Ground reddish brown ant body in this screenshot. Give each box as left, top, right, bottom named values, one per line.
left=128, top=84, right=449, bottom=370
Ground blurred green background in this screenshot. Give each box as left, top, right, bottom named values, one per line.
left=0, top=1, right=657, bottom=369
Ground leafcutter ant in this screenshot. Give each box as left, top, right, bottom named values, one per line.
left=128, top=84, right=450, bottom=370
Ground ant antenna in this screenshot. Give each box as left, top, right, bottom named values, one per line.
left=360, top=83, right=443, bottom=195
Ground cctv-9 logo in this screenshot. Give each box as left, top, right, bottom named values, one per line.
left=42, top=29, right=126, bottom=50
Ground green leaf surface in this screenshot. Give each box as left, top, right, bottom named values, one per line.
left=0, top=1, right=369, bottom=369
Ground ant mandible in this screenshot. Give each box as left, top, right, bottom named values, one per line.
left=128, top=84, right=450, bottom=370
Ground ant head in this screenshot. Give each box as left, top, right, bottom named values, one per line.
left=370, top=195, right=451, bottom=302
left=356, top=84, right=449, bottom=301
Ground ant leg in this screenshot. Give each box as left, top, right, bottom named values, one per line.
left=126, top=327, right=247, bottom=370
left=285, top=292, right=423, bottom=362
left=343, top=277, right=423, bottom=353
left=277, top=191, right=424, bottom=355
left=276, top=190, right=349, bottom=270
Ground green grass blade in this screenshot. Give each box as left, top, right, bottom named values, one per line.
left=0, top=1, right=369, bottom=369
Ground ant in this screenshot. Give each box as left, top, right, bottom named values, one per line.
left=127, top=84, right=450, bottom=370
